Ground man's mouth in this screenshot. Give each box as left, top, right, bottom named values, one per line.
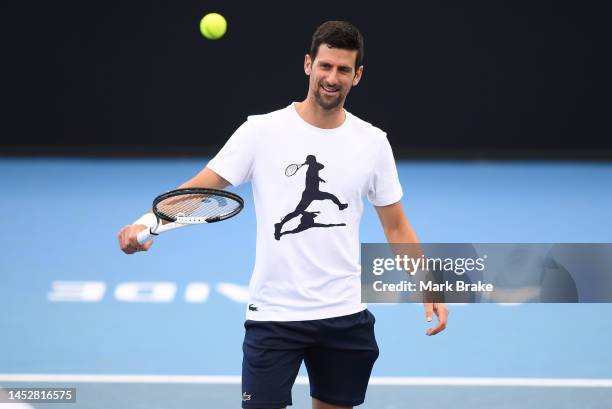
left=320, top=84, right=339, bottom=95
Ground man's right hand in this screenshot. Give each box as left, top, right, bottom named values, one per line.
left=118, top=224, right=153, bottom=254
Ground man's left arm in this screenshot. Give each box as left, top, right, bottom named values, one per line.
left=375, top=201, right=449, bottom=336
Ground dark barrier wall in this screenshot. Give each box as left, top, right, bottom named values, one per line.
left=3, top=1, right=611, bottom=157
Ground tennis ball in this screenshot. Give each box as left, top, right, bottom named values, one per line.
left=200, top=13, right=227, bottom=40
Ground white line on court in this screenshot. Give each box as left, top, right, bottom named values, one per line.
left=1, top=375, right=611, bottom=388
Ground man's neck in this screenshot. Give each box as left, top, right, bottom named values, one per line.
left=295, top=96, right=346, bottom=129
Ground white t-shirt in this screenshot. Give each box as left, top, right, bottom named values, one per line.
left=207, top=103, right=403, bottom=321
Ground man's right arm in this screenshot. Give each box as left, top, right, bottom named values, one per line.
left=118, top=167, right=231, bottom=254
left=177, top=166, right=231, bottom=190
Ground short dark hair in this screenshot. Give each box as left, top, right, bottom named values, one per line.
left=310, top=21, right=364, bottom=69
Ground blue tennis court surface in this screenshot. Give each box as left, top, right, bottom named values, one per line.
left=1, top=158, right=611, bottom=408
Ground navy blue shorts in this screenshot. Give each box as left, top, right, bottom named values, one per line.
left=241, top=309, right=379, bottom=408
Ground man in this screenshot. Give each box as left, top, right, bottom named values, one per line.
left=119, top=20, right=448, bottom=409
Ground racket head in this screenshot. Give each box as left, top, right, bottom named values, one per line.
left=152, top=188, right=244, bottom=224
left=285, top=164, right=300, bottom=177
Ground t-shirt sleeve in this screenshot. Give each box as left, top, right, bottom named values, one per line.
left=206, top=120, right=256, bottom=187
left=367, top=135, right=403, bottom=206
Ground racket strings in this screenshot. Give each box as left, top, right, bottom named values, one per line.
left=285, top=164, right=299, bottom=176
left=156, top=193, right=240, bottom=221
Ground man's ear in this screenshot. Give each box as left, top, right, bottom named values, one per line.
left=304, top=54, right=312, bottom=76
left=353, top=65, right=364, bottom=86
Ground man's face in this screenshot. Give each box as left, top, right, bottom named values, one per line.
left=305, top=44, right=363, bottom=110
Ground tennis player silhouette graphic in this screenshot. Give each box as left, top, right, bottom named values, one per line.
left=274, top=155, right=347, bottom=240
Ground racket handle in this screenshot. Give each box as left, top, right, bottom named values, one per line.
left=136, top=228, right=155, bottom=245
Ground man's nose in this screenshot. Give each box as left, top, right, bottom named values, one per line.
left=325, top=69, right=339, bottom=85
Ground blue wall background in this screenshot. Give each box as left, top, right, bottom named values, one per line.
left=1, top=158, right=611, bottom=378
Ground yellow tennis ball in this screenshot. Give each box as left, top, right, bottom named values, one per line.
left=200, top=13, right=227, bottom=40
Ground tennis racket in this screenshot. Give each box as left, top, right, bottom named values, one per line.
left=285, top=163, right=305, bottom=177
left=136, top=188, right=244, bottom=244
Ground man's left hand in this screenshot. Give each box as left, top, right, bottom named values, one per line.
left=424, top=303, right=448, bottom=336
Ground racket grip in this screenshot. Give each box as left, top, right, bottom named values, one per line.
left=136, top=228, right=154, bottom=245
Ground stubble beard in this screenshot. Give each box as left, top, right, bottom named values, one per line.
left=313, top=84, right=344, bottom=110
